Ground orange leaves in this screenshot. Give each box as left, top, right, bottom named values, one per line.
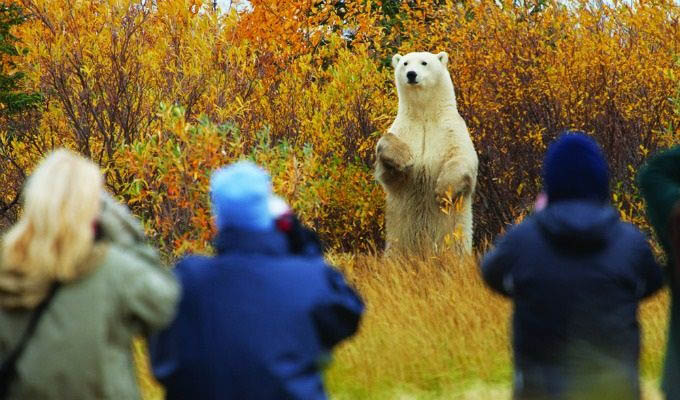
left=385, top=0, right=680, bottom=239
left=117, top=101, right=384, bottom=255
left=119, top=104, right=239, bottom=256
left=3, top=0, right=680, bottom=255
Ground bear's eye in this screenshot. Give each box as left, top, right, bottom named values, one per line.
left=403, top=62, right=408, bottom=66
left=422, top=61, right=427, bottom=66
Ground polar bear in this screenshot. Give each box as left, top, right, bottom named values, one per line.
left=375, top=51, right=478, bottom=255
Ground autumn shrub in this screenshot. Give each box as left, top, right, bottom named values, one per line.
left=381, top=0, right=680, bottom=238
left=1, top=0, right=680, bottom=252
left=119, top=100, right=385, bottom=257
left=0, top=1, right=42, bottom=226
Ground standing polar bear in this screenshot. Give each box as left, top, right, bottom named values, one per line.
left=375, top=51, right=478, bottom=254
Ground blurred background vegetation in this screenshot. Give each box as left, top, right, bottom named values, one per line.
left=2, top=0, right=680, bottom=256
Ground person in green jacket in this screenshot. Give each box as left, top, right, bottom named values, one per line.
left=0, top=149, right=179, bottom=399
left=638, top=145, right=680, bottom=399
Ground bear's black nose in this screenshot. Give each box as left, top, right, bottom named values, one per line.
left=406, top=71, right=417, bottom=83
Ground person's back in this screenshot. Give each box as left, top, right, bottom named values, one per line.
left=0, top=151, right=179, bottom=399
left=637, top=145, right=680, bottom=398
left=486, top=201, right=661, bottom=398
left=481, top=133, right=663, bottom=399
left=150, top=161, right=364, bottom=400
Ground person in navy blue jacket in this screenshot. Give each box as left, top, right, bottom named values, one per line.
left=149, top=161, right=364, bottom=400
left=481, top=132, right=663, bottom=400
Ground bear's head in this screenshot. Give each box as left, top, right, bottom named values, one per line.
left=392, top=51, right=450, bottom=91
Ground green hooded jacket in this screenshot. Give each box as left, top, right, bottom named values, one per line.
left=637, top=145, right=680, bottom=398
left=0, top=193, right=179, bottom=399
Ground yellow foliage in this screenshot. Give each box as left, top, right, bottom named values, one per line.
left=1, top=0, right=680, bottom=251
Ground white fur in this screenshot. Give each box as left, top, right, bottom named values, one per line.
left=376, top=51, right=479, bottom=255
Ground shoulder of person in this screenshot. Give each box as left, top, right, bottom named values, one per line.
left=98, top=243, right=161, bottom=276
left=174, top=254, right=211, bottom=272
left=614, top=219, right=649, bottom=243
left=495, top=215, right=539, bottom=245
left=171, top=253, right=228, bottom=284
left=97, top=192, right=146, bottom=246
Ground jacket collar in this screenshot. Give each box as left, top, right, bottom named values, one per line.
left=213, top=228, right=289, bottom=256
left=535, top=200, right=618, bottom=250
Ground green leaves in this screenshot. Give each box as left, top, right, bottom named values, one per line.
left=0, top=3, right=42, bottom=116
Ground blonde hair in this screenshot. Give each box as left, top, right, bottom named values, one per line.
left=2, top=149, right=103, bottom=281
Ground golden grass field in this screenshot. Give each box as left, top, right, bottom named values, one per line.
left=134, top=251, right=670, bottom=399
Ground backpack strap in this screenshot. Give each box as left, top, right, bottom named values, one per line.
left=0, top=283, right=60, bottom=397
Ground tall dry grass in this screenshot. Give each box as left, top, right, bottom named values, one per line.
left=134, top=251, right=670, bottom=399
left=325, top=252, right=511, bottom=398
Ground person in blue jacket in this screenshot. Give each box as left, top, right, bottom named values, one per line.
left=481, top=132, right=663, bottom=400
left=149, top=161, right=364, bottom=400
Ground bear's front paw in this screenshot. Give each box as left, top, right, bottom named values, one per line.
left=377, top=134, right=413, bottom=172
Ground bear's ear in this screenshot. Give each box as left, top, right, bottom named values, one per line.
left=437, top=51, right=449, bottom=66
left=392, top=54, right=402, bottom=69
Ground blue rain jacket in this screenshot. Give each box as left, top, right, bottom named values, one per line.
left=149, top=228, right=364, bottom=400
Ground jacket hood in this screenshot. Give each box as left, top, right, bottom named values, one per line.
left=542, top=132, right=610, bottom=203
left=214, top=228, right=289, bottom=256
left=0, top=193, right=141, bottom=310
left=535, top=201, right=619, bottom=250
left=98, top=192, right=160, bottom=266
left=0, top=268, right=52, bottom=309
left=99, top=192, right=147, bottom=246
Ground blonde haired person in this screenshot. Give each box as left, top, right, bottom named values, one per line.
left=0, top=149, right=179, bottom=399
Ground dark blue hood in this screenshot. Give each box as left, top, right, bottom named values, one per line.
left=213, top=228, right=289, bottom=256
left=543, top=132, right=610, bottom=203
left=535, top=201, right=619, bottom=249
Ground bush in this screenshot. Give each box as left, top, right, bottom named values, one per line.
left=2, top=0, right=680, bottom=253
